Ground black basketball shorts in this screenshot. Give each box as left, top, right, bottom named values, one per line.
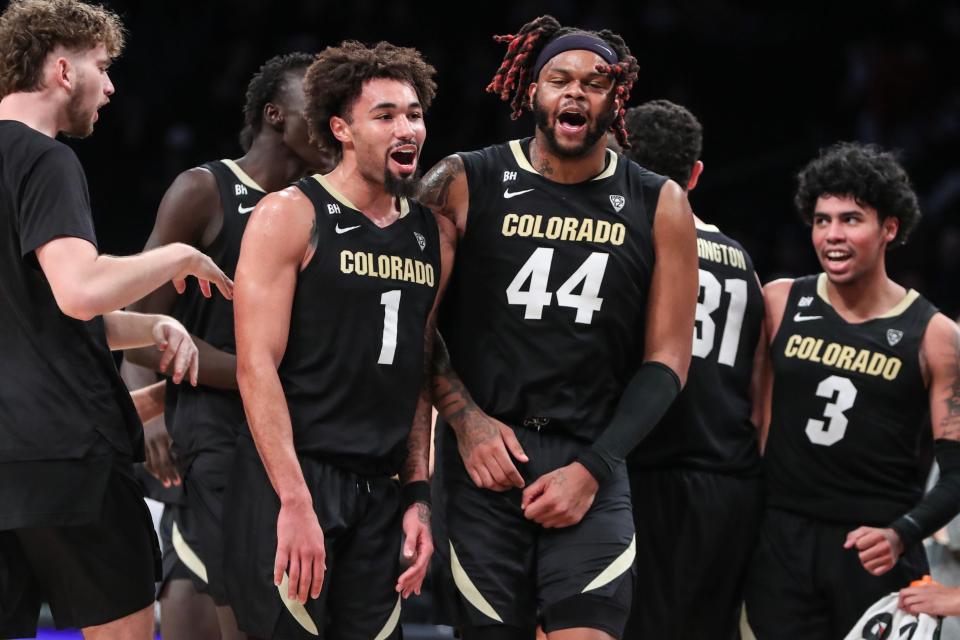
left=436, top=423, right=635, bottom=637
left=223, top=438, right=404, bottom=640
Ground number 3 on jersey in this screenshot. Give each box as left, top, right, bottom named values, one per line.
left=693, top=270, right=746, bottom=366
left=506, top=247, right=609, bottom=325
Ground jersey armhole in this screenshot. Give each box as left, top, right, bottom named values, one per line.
left=197, top=162, right=229, bottom=251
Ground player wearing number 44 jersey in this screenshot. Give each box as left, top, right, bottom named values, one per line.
left=744, top=142, right=960, bottom=639
left=622, top=101, right=765, bottom=639
left=224, top=41, right=454, bottom=639
left=420, top=16, right=698, bottom=640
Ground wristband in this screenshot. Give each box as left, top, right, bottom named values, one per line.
left=401, top=480, right=431, bottom=511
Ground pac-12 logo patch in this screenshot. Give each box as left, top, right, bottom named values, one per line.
left=609, top=195, right=625, bottom=212
left=886, top=329, right=903, bottom=347
left=414, top=232, right=426, bottom=251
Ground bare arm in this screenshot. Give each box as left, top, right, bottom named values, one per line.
left=131, top=380, right=166, bottom=424
left=758, top=278, right=793, bottom=451
left=417, top=155, right=470, bottom=237
left=928, top=314, right=960, bottom=442
left=124, top=168, right=239, bottom=390
left=105, top=310, right=199, bottom=386
left=234, top=187, right=324, bottom=604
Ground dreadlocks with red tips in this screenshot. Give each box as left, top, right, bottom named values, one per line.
left=486, top=15, right=641, bottom=148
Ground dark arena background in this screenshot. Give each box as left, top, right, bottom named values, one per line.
left=65, top=0, right=960, bottom=317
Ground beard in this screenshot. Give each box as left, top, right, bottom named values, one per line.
left=383, top=162, right=421, bottom=200
left=533, top=94, right=615, bottom=158
left=62, top=87, right=96, bottom=139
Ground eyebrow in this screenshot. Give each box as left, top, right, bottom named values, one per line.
left=369, top=101, right=422, bottom=112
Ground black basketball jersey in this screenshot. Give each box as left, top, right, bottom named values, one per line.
left=437, top=138, right=666, bottom=442
left=765, top=274, right=938, bottom=525
left=274, top=175, right=441, bottom=475
left=166, top=159, right=264, bottom=457
left=629, top=222, right=763, bottom=475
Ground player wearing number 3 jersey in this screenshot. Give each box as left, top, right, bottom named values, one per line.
left=224, top=42, right=454, bottom=639
left=744, top=142, right=960, bottom=639
left=419, top=16, right=698, bottom=640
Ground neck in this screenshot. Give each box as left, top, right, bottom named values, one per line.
left=823, top=257, right=906, bottom=321
left=0, top=91, right=65, bottom=137
left=529, top=132, right=608, bottom=184
left=236, top=133, right=311, bottom=193
left=324, top=154, right=400, bottom=225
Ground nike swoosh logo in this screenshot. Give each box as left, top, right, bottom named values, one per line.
left=238, top=204, right=256, bottom=214
left=503, top=188, right=534, bottom=199
left=794, top=312, right=823, bottom=322
left=335, top=224, right=361, bottom=234
left=597, top=45, right=613, bottom=56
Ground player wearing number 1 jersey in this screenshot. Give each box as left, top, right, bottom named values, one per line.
left=621, top=100, right=765, bottom=639
left=744, top=142, right=960, bottom=639
left=225, top=42, right=453, bottom=639
left=420, top=16, right=697, bottom=640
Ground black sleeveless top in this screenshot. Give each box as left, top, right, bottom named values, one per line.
left=629, top=222, right=763, bottom=475
left=272, top=174, right=441, bottom=475
left=765, top=274, right=938, bottom=524
left=438, top=139, right=666, bottom=442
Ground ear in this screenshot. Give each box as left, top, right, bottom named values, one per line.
left=263, top=103, right=283, bottom=131
left=527, top=82, right=537, bottom=106
left=53, top=55, right=74, bottom=92
left=881, top=215, right=899, bottom=244
left=687, top=160, right=704, bottom=191
left=329, top=115, right=351, bottom=144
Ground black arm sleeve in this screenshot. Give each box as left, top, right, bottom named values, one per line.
left=890, top=439, right=960, bottom=548
left=575, top=361, right=681, bottom=484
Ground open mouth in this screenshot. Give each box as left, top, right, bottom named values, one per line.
left=557, top=109, right=588, bottom=132
left=389, top=146, right=418, bottom=174
left=823, top=249, right=853, bottom=270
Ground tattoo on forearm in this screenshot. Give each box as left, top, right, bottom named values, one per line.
left=418, top=156, right=463, bottom=208
left=940, top=329, right=960, bottom=440
left=400, top=319, right=436, bottom=484
left=431, top=331, right=478, bottom=426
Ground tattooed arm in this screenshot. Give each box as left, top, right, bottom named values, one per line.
left=395, top=212, right=456, bottom=599
left=846, top=313, right=960, bottom=576
left=417, top=154, right=469, bottom=238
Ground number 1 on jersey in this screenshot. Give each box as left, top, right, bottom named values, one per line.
left=692, top=270, right=747, bottom=367
left=506, top=248, right=609, bottom=325
left=378, top=290, right=401, bottom=365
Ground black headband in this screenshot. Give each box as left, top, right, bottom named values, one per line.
left=532, top=32, right=619, bottom=80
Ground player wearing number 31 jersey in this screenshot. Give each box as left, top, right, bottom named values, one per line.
left=745, top=142, right=960, bottom=639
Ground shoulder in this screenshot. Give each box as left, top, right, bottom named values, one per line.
left=763, top=278, right=795, bottom=321
left=923, top=312, right=959, bottom=353
left=162, top=166, right=218, bottom=203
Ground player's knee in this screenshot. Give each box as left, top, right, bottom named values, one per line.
left=540, top=579, right=632, bottom=639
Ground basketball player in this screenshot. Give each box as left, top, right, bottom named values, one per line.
left=0, top=1, right=231, bottom=638
left=744, top=142, right=960, bottom=638
left=123, top=53, right=333, bottom=640
left=621, top=100, right=765, bottom=639
left=225, top=40, right=453, bottom=639
left=420, top=15, right=698, bottom=639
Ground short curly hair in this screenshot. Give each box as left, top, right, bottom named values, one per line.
left=303, top=40, right=437, bottom=153
left=795, top=142, right=921, bottom=248
left=0, top=0, right=125, bottom=97
left=623, top=100, right=702, bottom=186
left=239, top=52, right=315, bottom=151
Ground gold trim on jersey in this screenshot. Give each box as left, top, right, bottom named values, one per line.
left=311, top=174, right=410, bottom=218
left=816, top=273, right=919, bottom=319
left=508, top=139, right=618, bottom=181
left=581, top=535, right=636, bottom=593
left=450, top=541, right=503, bottom=622
left=221, top=159, right=266, bottom=192
left=171, top=521, right=209, bottom=583
left=277, top=572, right=320, bottom=635
left=694, top=219, right=720, bottom=233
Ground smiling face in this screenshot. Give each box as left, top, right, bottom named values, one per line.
left=332, top=77, right=425, bottom=196
left=811, top=195, right=898, bottom=285
left=528, top=49, right=616, bottom=158
left=62, top=43, right=114, bottom=138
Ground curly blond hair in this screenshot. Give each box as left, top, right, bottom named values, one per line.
left=0, top=0, right=125, bottom=97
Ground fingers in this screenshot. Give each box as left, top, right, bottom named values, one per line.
left=217, top=275, right=234, bottom=300
left=857, top=540, right=888, bottom=564
left=521, top=477, right=546, bottom=511
left=310, top=552, right=325, bottom=600
left=157, top=337, right=176, bottom=374
left=491, top=446, right=524, bottom=488
left=844, top=526, right=868, bottom=549
left=198, top=278, right=212, bottom=299
left=499, top=425, right=529, bottom=463
left=189, top=348, right=199, bottom=387
left=397, top=529, right=432, bottom=598
left=287, top=555, right=300, bottom=600
left=297, top=554, right=313, bottom=604
left=173, top=278, right=187, bottom=295
left=274, top=545, right=289, bottom=587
